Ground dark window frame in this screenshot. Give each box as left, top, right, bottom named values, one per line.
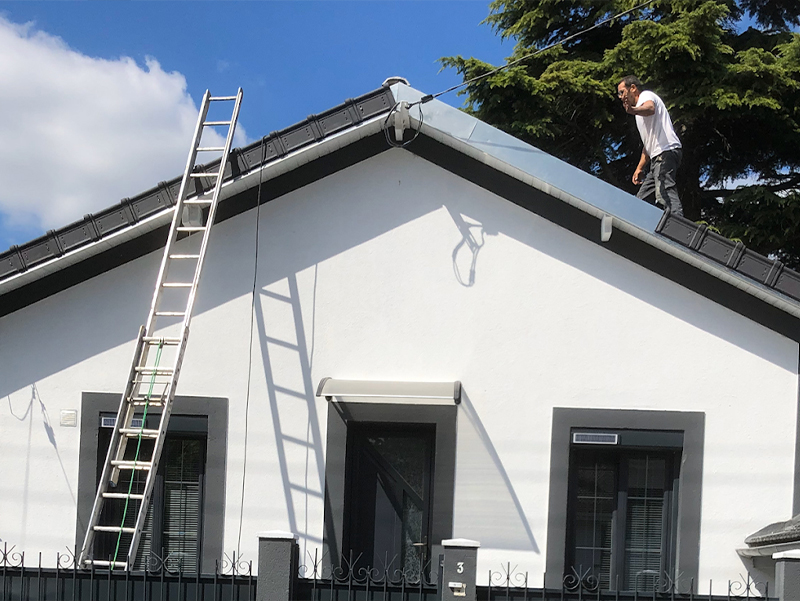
left=545, top=408, right=704, bottom=590
left=343, top=422, right=437, bottom=575
left=77, top=392, right=227, bottom=574
left=566, top=438, right=681, bottom=591
left=323, top=402, right=457, bottom=571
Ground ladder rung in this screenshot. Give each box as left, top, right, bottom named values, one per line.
left=154, top=311, right=186, bottom=316
left=169, top=254, right=200, bottom=260
left=197, top=146, right=225, bottom=152
left=183, top=199, right=213, bottom=205
left=135, top=367, right=174, bottom=374
left=103, top=492, right=145, bottom=500
left=203, top=120, right=231, bottom=126
left=87, top=560, right=128, bottom=569
left=130, top=400, right=165, bottom=406
left=142, top=337, right=182, bottom=344
left=119, top=428, right=161, bottom=438
left=94, top=526, right=137, bottom=534
left=210, top=96, right=237, bottom=101
left=162, top=282, right=193, bottom=288
left=111, top=460, right=152, bottom=470
left=189, top=172, right=219, bottom=178
left=176, top=227, right=206, bottom=232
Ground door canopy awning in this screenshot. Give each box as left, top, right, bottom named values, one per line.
left=315, top=378, right=461, bottom=404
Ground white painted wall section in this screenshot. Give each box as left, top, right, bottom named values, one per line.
left=0, top=149, right=796, bottom=594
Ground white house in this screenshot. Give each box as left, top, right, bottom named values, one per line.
left=2, top=80, right=800, bottom=599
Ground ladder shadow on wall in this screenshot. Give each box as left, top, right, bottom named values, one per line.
left=253, top=270, right=326, bottom=560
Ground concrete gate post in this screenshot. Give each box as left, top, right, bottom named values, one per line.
left=256, top=531, right=298, bottom=601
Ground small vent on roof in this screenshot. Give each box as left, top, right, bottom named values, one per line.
left=383, top=76, right=409, bottom=87
left=101, top=416, right=143, bottom=429
left=573, top=432, right=619, bottom=445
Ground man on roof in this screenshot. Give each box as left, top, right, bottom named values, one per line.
left=617, top=75, right=683, bottom=217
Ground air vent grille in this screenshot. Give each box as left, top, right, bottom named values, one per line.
left=572, top=432, right=619, bottom=445
left=101, top=416, right=143, bottom=429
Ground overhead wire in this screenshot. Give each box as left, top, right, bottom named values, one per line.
left=236, top=135, right=267, bottom=556
left=410, top=0, right=658, bottom=109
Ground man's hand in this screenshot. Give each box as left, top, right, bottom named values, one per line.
left=632, top=167, right=645, bottom=185
left=623, top=97, right=634, bottom=114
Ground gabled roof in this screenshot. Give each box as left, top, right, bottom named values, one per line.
left=2, top=82, right=800, bottom=340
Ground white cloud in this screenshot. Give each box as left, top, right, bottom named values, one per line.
left=0, top=16, right=248, bottom=234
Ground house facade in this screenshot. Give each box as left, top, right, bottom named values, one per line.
left=2, top=81, right=799, bottom=597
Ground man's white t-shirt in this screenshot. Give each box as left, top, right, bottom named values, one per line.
left=635, top=90, right=681, bottom=159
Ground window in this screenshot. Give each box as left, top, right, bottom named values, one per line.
left=343, top=424, right=435, bottom=579
left=323, top=402, right=456, bottom=574
left=77, top=393, right=227, bottom=574
left=566, top=433, right=680, bottom=591
left=545, top=408, right=704, bottom=593
left=94, top=415, right=207, bottom=572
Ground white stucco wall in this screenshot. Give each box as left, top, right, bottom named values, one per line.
left=0, top=148, right=797, bottom=593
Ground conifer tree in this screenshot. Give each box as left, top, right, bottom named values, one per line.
left=443, top=0, right=800, bottom=266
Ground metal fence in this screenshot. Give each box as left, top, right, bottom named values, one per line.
left=1, top=545, right=777, bottom=601
left=480, top=565, right=774, bottom=601
left=296, top=550, right=441, bottom=601
left=0, top=545, right=254, bottom=601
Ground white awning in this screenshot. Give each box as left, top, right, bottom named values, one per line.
left=315, top=378, right=461, bottom=404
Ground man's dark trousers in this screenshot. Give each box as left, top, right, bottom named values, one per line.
left=637, top=148, right=683, bottom=216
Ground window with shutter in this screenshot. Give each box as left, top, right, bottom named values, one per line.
left=566, top=433, right=680, bottom=592
left=96, top=418, right=206, bottom=573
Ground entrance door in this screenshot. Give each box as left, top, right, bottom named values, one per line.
left=344, top=424, right=435, bottom=579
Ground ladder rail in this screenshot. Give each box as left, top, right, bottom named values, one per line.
left=181, top=88, right=243, bottom=330
left=79, top=88, right=242, bottom=569
left=125, top=327, right=189, bottom=567
left=143, top=90, right=212, bottom=337
left=78, top=327, right=146, bottom=567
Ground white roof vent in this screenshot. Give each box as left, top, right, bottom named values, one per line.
left=383, top=76, right=409, bottom=87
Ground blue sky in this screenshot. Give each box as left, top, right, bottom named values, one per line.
left=0, top=1, right=511, bottom=251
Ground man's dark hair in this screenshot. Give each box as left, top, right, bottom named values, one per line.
left=619, top=75, right=644, bottom=90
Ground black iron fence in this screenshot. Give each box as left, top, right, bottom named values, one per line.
left=0, top=545, right=253, bottom=601
left=296, top=549, right=441, bottom=601
left=0, top=545, right=777, bottom=601
left=481, top=564, right=774, bottom=601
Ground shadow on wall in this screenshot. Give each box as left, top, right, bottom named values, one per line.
left=444, top=205, right=498, bottom=288
left=1, top=148, right=793, bottom=406
left=5, top=384, right=80, bottom=547
left=249, top=269, right=326, bottom=560
left=454, top=392, right=539, bottom=553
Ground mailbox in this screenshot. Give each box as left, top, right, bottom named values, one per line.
left=441, top=539, right=479, bottom=601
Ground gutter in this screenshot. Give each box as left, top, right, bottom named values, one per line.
left=0, top=114, right=387, bottom=299
left=737, top=542, right=800, bottom=558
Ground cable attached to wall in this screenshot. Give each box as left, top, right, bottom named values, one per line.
left=236, top=136, right=267, bottom=556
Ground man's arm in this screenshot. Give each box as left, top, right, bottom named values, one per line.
left=626, top=99, right=655, bottom=116
left=633, top=149, right=649, bottom=185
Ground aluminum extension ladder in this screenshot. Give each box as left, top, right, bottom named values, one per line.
left=78, top=89, right=243, bottom=570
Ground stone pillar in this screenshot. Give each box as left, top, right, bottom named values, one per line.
left=774, top=551, right=800, bottom=601
left=440, top=538, right=480, bottom=601
left=256, top=531, right=298, bottom=601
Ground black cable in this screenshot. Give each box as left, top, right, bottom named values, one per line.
left=236, top=136, right=266, bottom=555
left=411, top=0, right=658, bottom=107
left=383, top=101, right=425, bottom=148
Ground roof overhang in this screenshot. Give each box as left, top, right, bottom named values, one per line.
left=316, top=378, right=462, bottom=405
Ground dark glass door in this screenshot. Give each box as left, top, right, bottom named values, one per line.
left=344, top=424, right=435, bottom=579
